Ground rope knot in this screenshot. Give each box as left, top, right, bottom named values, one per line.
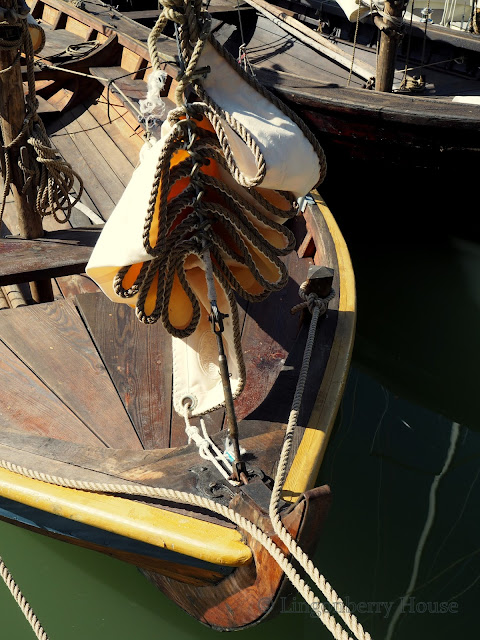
left=290, top=282, right=335, bottom=316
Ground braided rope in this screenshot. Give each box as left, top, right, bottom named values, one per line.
left=115, top=0, right=327, bottom=341
left=0, top=555, right=49, bottom=640
left=0, top=2, right=83, bottom=227
left=113, top=125, right=294, bottom=334
left=205, top=35, right=327, bottom=187
left=269, top=289, right=371, bottom=640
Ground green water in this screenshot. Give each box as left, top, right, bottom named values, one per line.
left=0, top=200, right=478, bottom=639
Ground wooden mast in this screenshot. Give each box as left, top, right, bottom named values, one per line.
left=375, top=0, right=408, bottom=92
left=0, top=0, right=53, bottom=302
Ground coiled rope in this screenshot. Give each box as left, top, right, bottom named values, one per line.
left=0, top=0, right=83, bottom=227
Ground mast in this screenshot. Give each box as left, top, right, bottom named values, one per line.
left=0, top=0, right=53, bottom=301
left=374, top=0, right=409, bottom=92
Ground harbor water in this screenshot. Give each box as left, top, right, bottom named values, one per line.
left=0, top=181, right=478, bottom=639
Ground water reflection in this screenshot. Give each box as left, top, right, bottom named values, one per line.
left=316, top=365, right=479, bottom=640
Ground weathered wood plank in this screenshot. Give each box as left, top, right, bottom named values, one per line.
left=47, top=113, right=116, bottom=220
left=61, top=103, right=128, bottom=201
left=0, top=419, right=285, bottom=492
left=144, top=483, right=331, bottom=630
left=76, top=292, right=173, bottom=449
left=73, top=106, right=137, bottom=187
left=0, top=336, right=103, bottom=445
left=0, top=299, right=141, bottom=448
left=86, top=97, right=143, bottom=164
left=234, top=250, right=309, bottom=421
left=0, top=228, right=101, bottom=286
left=56, top=274, right=100, bottom=299
left=52, top=108, right=123, bottom=218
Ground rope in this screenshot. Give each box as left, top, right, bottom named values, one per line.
left=0, top=1, right=83, bottom=227
left=0, top=450, right=368, bottom=640
left=0, top=555, right=49, bottom=640
left=112, top=0, right=325, bottom=345
left=347, top=2, right=361, bottom=86
left=271, top=286, right=370, bottom=640
left=182, top=404, right=241, bottom=485
left=0, top=280, right=372, bottom=640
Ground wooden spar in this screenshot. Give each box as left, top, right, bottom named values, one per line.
left=0, top=0, right=53, bottom=302
left=242, top=0, right=376, bottom=82
left=375, top=0, right=408, bottom=92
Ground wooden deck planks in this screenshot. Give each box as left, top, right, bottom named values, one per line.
left=76, top=293, right=173, bottom=450
left=0, top=335, right=104, bottom=445
left=72, top=104, right=137, bottom=187
left=47, top=115, right=115, bottom=221
left=234, top=250, right=309, bottom=422
left=0, top=299, right=142, bottom=449
left=87, top=96, right=143, bottom=162
left=48, top=109, right=120, bottom=219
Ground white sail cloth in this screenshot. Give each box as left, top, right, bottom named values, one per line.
left=86, top=40, right=322, bottom=416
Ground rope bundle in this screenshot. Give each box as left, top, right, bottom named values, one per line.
left=111, top=0, right=308, bottom=337
left=0, top=0, right=83, bottom=227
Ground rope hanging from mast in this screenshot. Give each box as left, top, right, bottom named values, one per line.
left=0, top=0, right=83, bottom=228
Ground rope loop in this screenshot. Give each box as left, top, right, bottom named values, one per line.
left=291, top=281, right=336, bottom=316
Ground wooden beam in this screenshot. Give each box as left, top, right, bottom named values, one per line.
left=375, top=0, right=408, bottom=92
left=0, top=228, right=101, bottom=286
left=0, top=8, right=42, bottom=239
left=0, top=1, right=54, bottom=301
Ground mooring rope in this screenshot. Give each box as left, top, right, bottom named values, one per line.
left=0, top=555, right=49, bottom=640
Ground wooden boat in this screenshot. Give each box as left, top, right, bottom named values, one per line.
left=62, top=0, right=480, bottom=218
left=0, top=0, right=357, bottom=632
left=234, top=0, right=480, bottom=184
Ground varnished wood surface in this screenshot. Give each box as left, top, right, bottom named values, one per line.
left=144, top=483, right=331, bottom=629
left=0, top=299, right=141, bottom=448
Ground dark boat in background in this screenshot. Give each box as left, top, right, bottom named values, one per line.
left=105, top=0, right=480, bottom=222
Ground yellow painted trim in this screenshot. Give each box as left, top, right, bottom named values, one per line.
left=282, top=191, right=356, bottom=501
left=0, top=468, right=252, bottom=567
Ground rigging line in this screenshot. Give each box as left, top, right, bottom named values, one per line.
left=385, top=421, right=461, bottom=640
left=0, top=555, right=49, bottom=640
left=347, top=0, right=361, bottom=86
left=235, top=0, right=256, bottom=75
left=405, top=56, right=468, bottom=71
